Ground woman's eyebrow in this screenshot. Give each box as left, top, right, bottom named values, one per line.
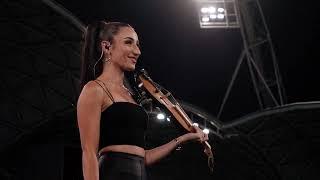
left=124, top=37, right=140, bottom=44
left=124, top=37, right=134, bottom=40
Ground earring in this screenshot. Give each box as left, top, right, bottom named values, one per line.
left=104, top=57, right=111, bottom=63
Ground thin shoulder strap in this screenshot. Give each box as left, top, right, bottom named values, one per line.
left=93, top=79, right=115, bottom=103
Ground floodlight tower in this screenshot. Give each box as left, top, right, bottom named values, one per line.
left=195, top=0, right=286, bottom=119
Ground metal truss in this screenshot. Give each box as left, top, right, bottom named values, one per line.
left=217, top=0, right=286, bottom=119
left=221, top=101, right=320, bottom=180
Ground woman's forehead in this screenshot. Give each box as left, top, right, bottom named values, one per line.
left=115, top=27, right=139, bottom=41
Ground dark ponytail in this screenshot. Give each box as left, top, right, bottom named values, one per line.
left=79, top=21, right=131, bottom=90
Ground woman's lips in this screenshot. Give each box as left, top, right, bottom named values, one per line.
left=129, top=57, right=137, bottom=63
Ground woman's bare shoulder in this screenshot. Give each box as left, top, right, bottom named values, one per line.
left=78, top=81, right=104, bottom=104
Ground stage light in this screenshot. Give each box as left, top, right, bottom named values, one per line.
left=195, top=0, right=239, bottom=28
left=166, top=117, right=171, bottom=122
left=201, top=7, right=209, bottom=13
left=217, top=14, right=225, bottom=19
left=193, top=123, right=199, bottom=127
left=157, top=113, right=165, bottom=120
left=203, top=128, right=210, bottom=134
left=208, top=6, right=216, bottom=13
left=210, top=14, right=217, bottom=19
left=217, top=7, right=224, bottom=13
left=201, top=16, right=210, bottom=22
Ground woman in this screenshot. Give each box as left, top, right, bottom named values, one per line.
left=77, top=20, right=209, bottom=180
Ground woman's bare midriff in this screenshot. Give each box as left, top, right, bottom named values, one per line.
left=98, top=145, right=145, bottom=157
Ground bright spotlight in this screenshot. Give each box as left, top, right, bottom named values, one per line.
left=201, top=16, right=210, bottom=22
left=203, top=128, right=210, bottom=134
left=196, top=0, right=239, bottom=28
left=217, top=14, right=225, bottom=19
left=210, top=14, right=217, bottom=19
left=201, top=7, right=208, bottom=13
left=217, top=7, right=225, bottom=13
left=208, top=6, right=216, bottom=13
left=193, top=123, right=199, bottom=127
left=166, top=117, right=171, bottom=122
left=157, top=113, right=165, bottom=120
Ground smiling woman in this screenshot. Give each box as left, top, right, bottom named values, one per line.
left=77, top=20, right=210, bottom=180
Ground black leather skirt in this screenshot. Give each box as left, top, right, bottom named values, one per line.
left=99, top=151, right=147, bottom=180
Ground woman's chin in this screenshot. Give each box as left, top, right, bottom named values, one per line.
left=123, top=65, right=136, bottom=72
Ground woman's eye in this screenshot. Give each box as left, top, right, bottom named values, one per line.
left=125, top=40, right=132, bottom=44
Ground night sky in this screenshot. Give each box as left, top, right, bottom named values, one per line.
left=55, top=0, right=319, bottom=121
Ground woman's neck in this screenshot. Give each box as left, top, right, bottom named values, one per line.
left=99, top=63, right=124, bottom=85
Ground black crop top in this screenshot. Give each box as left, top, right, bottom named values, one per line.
left=99, top=102, right=148, bottom=150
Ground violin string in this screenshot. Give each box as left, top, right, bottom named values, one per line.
left=142, top=72, right=215, bottom=172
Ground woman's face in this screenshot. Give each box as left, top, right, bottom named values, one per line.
left=108, top=27, right=141, bottom=71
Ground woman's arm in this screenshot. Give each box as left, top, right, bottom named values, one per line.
left=145, top=126, right=208, bottom=166
left=77, top=82, right=105, bottom=180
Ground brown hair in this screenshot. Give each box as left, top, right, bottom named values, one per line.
left=79, top=21, right=131, bottom=90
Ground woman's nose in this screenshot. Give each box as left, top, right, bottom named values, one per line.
left=133, top=45, right=141, bottom=56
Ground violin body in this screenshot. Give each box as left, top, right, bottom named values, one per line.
left=134, top=69, right=214, bottom=172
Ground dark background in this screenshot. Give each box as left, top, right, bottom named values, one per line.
left=55, top=0, right=320, bottom=121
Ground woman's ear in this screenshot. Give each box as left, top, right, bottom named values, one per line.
left=101, top=40, right=111, bottom=51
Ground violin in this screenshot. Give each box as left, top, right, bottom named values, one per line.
left=134, top=69, right=214, bottom=172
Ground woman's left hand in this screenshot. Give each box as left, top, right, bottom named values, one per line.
left=192, top=125, right=209, bottom=143
left=179, top=125, right=209, bottom=144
